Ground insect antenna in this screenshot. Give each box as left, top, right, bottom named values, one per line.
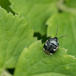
left=55, top=24, right=67, bottom=39
left=59, top=34, right=67, bottom=39
left=55, top=24, right=58, bottom=37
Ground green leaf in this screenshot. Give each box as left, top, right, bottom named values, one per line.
left=0, top=7, right=36, bottom=69
left=0, top=7, right=9, bottom=74
left=14, top=41, right=76, bottom=76
left=10, top=0, right=58, bottom=35
left=64, top=0, right=76, bottom=8
left=0, top=0, right=10, bottom=10
left=33, top=72, right=67, bottom=76
left=47, top=12, right=76, bottom=56
left=0, top=0, right=14, bottom=13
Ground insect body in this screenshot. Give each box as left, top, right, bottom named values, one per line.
left=43, top=37, right=59, bottom=55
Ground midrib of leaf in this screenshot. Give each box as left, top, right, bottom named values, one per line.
left=71, top=16, right=76, bottom=43
left=33, top=72, right=68, bottom=76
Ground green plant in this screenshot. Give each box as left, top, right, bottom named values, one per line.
left=0, top=0, right=76, bottom=76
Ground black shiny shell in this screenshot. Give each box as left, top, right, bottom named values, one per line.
left=43, top=37, right=59, bottom=54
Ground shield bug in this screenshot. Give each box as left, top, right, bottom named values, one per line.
left=43, top=25, right=61, bottom=55
left=43, top=37, right=59, bottom=55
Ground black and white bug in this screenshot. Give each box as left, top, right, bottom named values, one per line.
left=43, top=37, right=59, bottom=55
left=43, top=25, right=60, bottom=55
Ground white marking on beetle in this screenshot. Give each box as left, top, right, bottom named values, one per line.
left=51, top=40, right=57, bottom=45
left=53, top=49, right=56, bottom=51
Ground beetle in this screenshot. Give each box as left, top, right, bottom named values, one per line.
left=43, top=25, right=61, bottom=55
left=43, top=37, right=59, bottom=55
